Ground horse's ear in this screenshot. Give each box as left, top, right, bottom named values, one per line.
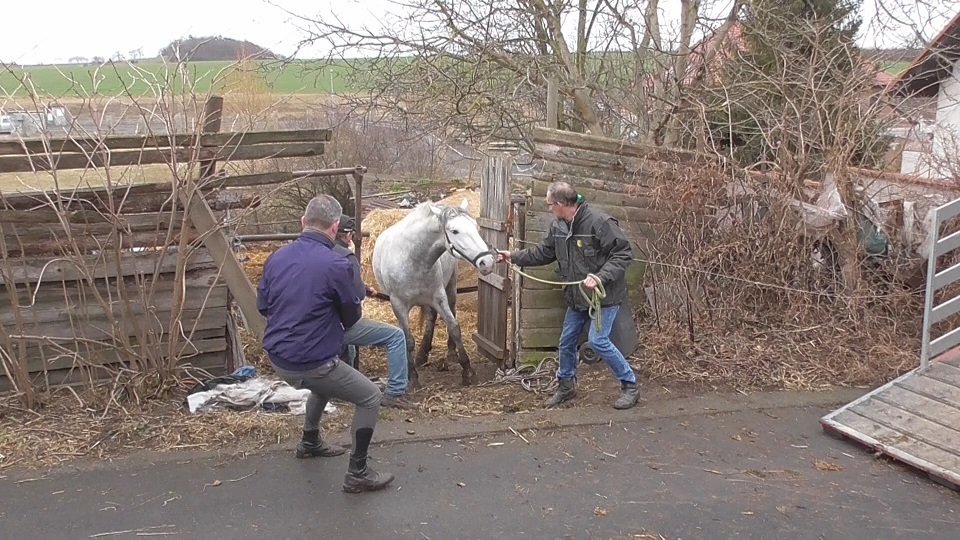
left=429, top=204, right=443, bottom=217
left=460, top=198, right=469, bottom=210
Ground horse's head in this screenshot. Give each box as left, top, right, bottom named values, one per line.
left=430, top=199, right=496, bottom=276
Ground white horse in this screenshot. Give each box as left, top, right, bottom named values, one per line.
left=372, top=199, right=495, bottom=387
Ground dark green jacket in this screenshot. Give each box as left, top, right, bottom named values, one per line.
left=512, top=202, right=633, bottom=311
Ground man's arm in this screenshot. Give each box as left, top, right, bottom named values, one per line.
left=331, top=258, right=363, bottom=328
left=509, top=227, right=558, bottom=267
left=594, top=218, right=633, bottom=286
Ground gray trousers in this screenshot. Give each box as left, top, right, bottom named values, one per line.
left=273, top=358, right=381, bottom=453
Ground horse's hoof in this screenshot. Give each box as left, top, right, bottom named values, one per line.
left=414, top=356, right=429, bottom=367
left=436, top=362, right=449, bottom=372
left=461, top=369, right=476, bottom=386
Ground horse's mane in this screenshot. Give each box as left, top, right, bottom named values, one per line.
left=409, top=200, right=473, bottom=223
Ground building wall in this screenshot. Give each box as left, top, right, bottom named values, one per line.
left=900, top=59, right=960, bottom=178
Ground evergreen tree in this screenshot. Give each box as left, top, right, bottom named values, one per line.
left=703, top=0, right=885, bottom=178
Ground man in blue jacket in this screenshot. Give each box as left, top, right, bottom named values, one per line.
left=257, top=194, right=393, bottom=493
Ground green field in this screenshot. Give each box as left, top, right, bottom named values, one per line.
left=2, top=55, right=913, bottom=99
left=0, top=59, right=364, bottom=98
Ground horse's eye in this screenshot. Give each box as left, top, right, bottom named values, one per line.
left=451, top=230, right=459, bottom=235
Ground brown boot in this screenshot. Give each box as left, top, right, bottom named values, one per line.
left=343, top=456, right=395, bottom=493
left=381, top=394, right=416, bottom=410
left=544, top=378, right=577, bottom=408
left=613, top=381, right=641, bottom=410
left=295, top=430, right=346, bottom=458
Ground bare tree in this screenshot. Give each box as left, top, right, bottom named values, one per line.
left=289, top=0, right=734, bottom=148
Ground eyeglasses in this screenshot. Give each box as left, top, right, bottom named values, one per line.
left=546, top=200, right=558, bottom=209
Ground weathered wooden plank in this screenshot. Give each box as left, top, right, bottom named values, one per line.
left=0, top=227, right=199, bottom=257
left=898, top=371, right=960, bottom=409
left=2, top=282, right=227, bottom=327
left=513, top=265, right=564, bottom=290
left=0, top=249, right=216, bottom=286
left=0, top=129, right=332, bottom=156
left=875, top=385, right=960, bottom=431
left=922, top=362, right=960, bottom=389
left=518, top=307, right=566, bottom=329
left=848, top=398, right=960, bottom=454
left=521, top=288, right=566, bottom=309
left=532, top=126, right=707, bottom=165
left=479, top=273, right=509, bottom=291
left=530, top=179, right=657, bottom=209
left=0, top=182, right=257, bottom=215
left=20, top=331, right=228, bottom=374
left=517, top=349, right=557, bottom=366
left=1, top=210, right=183, bottom=238
left=536, top=167, right=654, bottom=191
left=6, top=304, right=226, bottom=343
left=518, top=327, right=562, bottom=349
left=528, top=199, right=669, bottom=225
left=524, top=212, right=659, bottom=242
left=828, top=409, right=960, bottom=487
left=180, top=180, right=265, bottom=340
left=0, top=347, right=228, bottom=393
left=0, top=141, right=325, bottom=174
left=0, top=209, right=115, bottom=224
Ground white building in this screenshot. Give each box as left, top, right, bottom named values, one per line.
left=892, top=11, right=960, bottom=180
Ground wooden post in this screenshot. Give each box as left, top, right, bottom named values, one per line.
left=352, top=166, right=365, bottom=263
left=352, top=165, right=365, bottom=374
left=546, top=78, right=559, bottom=129
left=182, top=96, right=267, bottom=341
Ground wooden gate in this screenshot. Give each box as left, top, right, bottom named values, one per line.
left=473, top=145, right=514, bottom=366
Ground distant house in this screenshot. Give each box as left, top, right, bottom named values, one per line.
left=889, top=10, right=960, bottom=179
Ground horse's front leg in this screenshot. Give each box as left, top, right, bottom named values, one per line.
left=389, top=298, right=419, bottom=389
left=416, top=307, right=441, bottom=369
left=433, top=293, right=475, bottom=386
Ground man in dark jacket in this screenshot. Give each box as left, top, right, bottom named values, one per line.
left=257, top=195, right=394, bottom=493
left=497, top=182, right=640, bottom=409
left=333, top=215, right=413, bottom=409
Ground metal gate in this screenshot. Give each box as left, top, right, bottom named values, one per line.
left=473, top=145, right=514, bottom=366
left=821, top=196, right=960, bottom=490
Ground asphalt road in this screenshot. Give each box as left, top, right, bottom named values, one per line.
left=2, top=402, right=958, bottom=539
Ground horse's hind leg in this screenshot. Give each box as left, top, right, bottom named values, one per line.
left=389, top=299, right=419, bottom=389
left=415, top=307, right=441, bottom=369
left=433, top=292, right=474, bottom=386
left=444, top=277, right=458, bottom=371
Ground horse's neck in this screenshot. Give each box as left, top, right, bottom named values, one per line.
left=405, top=218, right=448, bottom=270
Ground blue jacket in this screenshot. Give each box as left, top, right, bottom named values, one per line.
left=257, top=231, right=364, bottom=371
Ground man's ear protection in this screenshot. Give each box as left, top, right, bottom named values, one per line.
left=576, top=193, right=584, bottom=203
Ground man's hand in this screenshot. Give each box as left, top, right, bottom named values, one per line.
left=582, top=275, right=600, bottom=290
left=496, top=250, right=512, bottom=263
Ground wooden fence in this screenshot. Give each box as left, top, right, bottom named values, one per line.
left=514, top=127, right=710, bottom=363
left=0, top=99, right=344, bottom=397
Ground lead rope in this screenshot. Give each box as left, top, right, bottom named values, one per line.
left=507, top=264, right=606, bottom=331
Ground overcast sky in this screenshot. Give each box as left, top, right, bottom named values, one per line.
left=3, top=0, right=954, bottom=65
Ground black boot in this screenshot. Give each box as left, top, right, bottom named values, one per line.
left=295, top=429, right=346, bottom=458
left=544, top=378, right=577, bottom=408
left=613, top=381, right=641, bottom=410
left=343, top=455, right=395, bottom=493
left=342, top=428, right=394, bottom=493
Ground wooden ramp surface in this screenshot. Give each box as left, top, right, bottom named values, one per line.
left=821, top=355, right=960, bottom=489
